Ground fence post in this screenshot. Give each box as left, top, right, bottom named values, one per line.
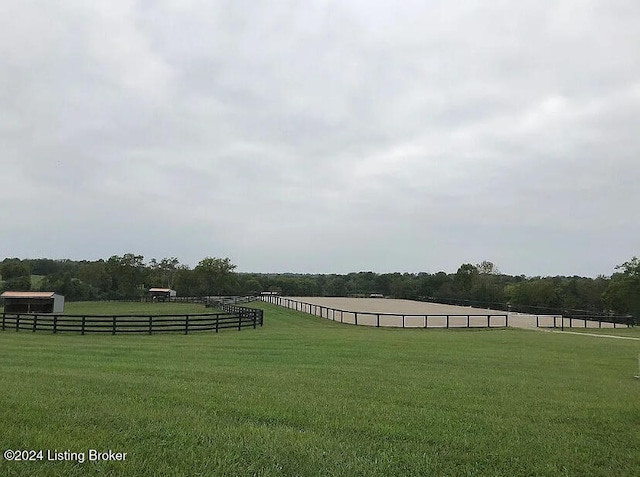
left=467, top=315, right=470, bottom=328
left=424, top=315, right=428, bottom=328
left=1, top=312, right=5, bottom=331
left=16, top=314, right=20, bottom=332
left=81, top=316, right=86, bottom=335
left=446, top=315, right=449, bottom=329
left=536, top=316, right=539, bottom=328
left=33, top=314, right=38, bottom=332
left=238, top=313, right=242, bottom=331
left=402, top=315, right=405, bottom=328
left=112, top=316, right=117, bottom=335
left=215, top=315, right=219, bottom=333
left=149, top=316, right=153, bottom=335
left=377, top=314, right=380, bottom=328
left=355, top=312, right=358, bottom=326
left=53, top=315, right=57, bottom=334
left=487, top=315, right=490, bottom=328
left=185, top=315, right=189, bottom=335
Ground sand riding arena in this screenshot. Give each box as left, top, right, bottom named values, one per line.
left=263, top=296, right=629, bottom=330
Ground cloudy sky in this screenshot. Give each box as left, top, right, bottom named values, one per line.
left=1, top=0, right=638, bottom=277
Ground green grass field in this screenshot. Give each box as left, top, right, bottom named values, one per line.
left=1, top=301, right=639, bottom=476
left=551, top=327, right=640, bottom=338
left=30, top=275, right=45, bottom=289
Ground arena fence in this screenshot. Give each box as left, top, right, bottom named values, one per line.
left=539, top=315, right=632, bottom=329
left=0, top=302, right=263, bottom=335
left=261, top=295, right=508, bottom=329
left=421, top=297, right=636, bottom=326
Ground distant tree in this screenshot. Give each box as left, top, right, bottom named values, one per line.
left=1, top=275, right=31, bottom=292
left=0, top=259, right=31, bottom=292
left=76, top=260, right=110, bottom=296
left=476, top=260, right=499, bottom=275
left=26, top=258, right=60, bottom=276
left=505, top=278, right=562, bottom=311
left=105, top=254, right=147, bottom=298
left=454, top=263, right=478, bottom=296
left=149, top=257, right=180, bottom=288
left=604, top=257, right=640, bottom=318
left=390, top=273, right=416, bottom=299
left=194, top=257, right=237, bottom=296
left=174, top=265, right=200, bottom=297
left=1, top=259, right=31, bottom=281
left=472, top=261, right=503, bottom=303
left=325, top=275, right=347, bottom=296
left=243, top=277, right=263, bottom=295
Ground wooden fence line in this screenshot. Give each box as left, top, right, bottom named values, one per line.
left=0, top=307, right=263, bottom=335
left=545, top=315, right=631, bottom=330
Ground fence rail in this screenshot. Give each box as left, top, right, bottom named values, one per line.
left=1, top=307, right=263, bottom=335
left=419, top=297, right=636, bottom=326
left=261, top=296, right=508, bottom=328
left=541, top=314, right=634, bottom=330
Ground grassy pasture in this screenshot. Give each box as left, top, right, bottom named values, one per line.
left=549, top=327, right=640, bottom=338
left=30, top=275, right=45, bottom=289
left=1, top=301, right=639, bottom=476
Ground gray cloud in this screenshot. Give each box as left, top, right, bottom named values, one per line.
left=1, top=0, right=639, bottom=276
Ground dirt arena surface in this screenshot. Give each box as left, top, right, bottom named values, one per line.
left=271, top=297, right=625, bottom=330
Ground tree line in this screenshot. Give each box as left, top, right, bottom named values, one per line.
left=0, top=255, right=638, bottom=318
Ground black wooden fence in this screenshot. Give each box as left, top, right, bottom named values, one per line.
left=1, top=308, right=263, bottom=335
left=261, top=295, right=508, bottom=328
left=421, top=297, right=636, bottom=326
left=542, top=314, right=634, bottom=329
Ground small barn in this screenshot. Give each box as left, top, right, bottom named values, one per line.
left=0, top=291, right=65, bottom=313
left=148, top=288, right=177, bottom=302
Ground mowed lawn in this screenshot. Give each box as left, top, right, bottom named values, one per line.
left=1, top=302, right=639, bottom=476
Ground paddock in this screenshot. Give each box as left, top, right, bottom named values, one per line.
left=265, top=297, right=628, bottom=329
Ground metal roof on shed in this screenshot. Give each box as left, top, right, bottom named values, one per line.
left=149, top=288, right=173, bottom=292
left=0, top=291, right=57, bottom=299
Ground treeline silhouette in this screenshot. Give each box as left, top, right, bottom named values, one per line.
left=1, top=256, right=638, bottom=320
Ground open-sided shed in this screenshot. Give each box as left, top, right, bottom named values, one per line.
left=148, top=288, right=177, bottom=301
left=0, top=291, right=65, bottom=313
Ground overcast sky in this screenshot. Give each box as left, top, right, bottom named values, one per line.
left=1, top=0, right=639, bottom=277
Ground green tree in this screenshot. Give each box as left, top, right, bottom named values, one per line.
left=105, top=254, right=147, bottom=298
left=149, top=257, right=180, bottom=288
left=1, top=259, right=31, bottom=281
left=472, top=261, right=503, bottom=303
left=0, top=259, right=31, bottom=292
left=476, top=260, right=499, bottom=275
left=604, top=257, right=640, bottom=318
left=454, top=263, right=478, bottom=297
left=174, top=265, right=199, bottom=297
left=194, top=257, right=237, bottom=296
